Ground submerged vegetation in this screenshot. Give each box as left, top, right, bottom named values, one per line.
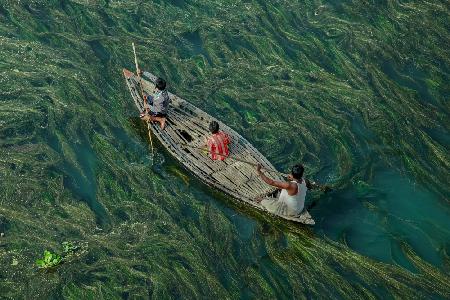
left=0, top=0, right=449, bottom=298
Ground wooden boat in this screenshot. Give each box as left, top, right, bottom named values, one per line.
left=123, top=69, right=315, bottom=225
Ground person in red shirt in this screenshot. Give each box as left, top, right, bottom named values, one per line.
left=206, top=121, right=230, bottom=161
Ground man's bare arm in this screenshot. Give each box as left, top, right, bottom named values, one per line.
left=257, top=165, right=294, bottom=191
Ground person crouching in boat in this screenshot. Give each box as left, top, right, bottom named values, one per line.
left=206, top=121, right=230, bottom=161
left=140, top=76, right=169, bottom=130
left=256, top=164, right=307, bottom=216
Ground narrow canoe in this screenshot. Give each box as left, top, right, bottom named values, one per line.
left=123, top=69, right=315, bottom=225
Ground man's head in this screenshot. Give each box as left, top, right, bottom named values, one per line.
left=155, top=78, right=166, bottom=90
left=209, top=121, right=219, bottom=134
left=290, top=164, right=305, bottom=181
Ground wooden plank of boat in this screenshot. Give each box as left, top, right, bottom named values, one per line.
left=123, top=69, right=315, bottom=225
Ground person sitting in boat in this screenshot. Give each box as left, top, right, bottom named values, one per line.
left=256, top=164, right=307, bottom=216
left=139, top=75, right=169, bottom=130
left=206, top=121, right=230, bottom=161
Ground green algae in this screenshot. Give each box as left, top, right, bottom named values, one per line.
left=0, top=0, right=449, bottom=299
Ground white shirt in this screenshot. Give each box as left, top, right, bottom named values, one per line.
left=278, top=180, right=307, bottom=214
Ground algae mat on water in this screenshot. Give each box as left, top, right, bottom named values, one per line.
left=0, top=0, right=449, bottom=299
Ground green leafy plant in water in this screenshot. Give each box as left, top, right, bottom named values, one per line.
left=35, top=241, right=87, bottom=269
left=35, top=250, right=62, bottom=269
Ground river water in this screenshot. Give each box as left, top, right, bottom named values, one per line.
left=0, top=1, right=449, bottom=299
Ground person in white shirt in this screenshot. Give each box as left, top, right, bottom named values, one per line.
left=256, top=164, right=307, bottom=216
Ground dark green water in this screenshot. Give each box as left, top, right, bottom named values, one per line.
left=0, top=1, right=449, bottom=299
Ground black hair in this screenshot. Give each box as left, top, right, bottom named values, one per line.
left=291, top=164, right=305, bottom=181
left=155, top=78, right=166, bottom=90
left=209, top=121, right=219, bottom=134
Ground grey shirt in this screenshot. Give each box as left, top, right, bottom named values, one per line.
left=142, top=72, right=170, bottom=114
left=142, top=71, right=170, bottom=114
left=152, top=89, right=170, bottom=115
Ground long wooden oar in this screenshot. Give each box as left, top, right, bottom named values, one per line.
left=176, top=142, right=286, bottom=176
left=132, top=42, right=154, bottom=156
left=178, top=142, right=331, bottom=192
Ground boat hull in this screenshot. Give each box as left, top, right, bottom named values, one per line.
left=123, top=69, right=314, bottom=225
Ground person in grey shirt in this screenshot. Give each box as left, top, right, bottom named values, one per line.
left=139, top=74, right=170, bottom=129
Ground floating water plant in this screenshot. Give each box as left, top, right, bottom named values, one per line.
left=36, top=250, right=62, bottom=269
left=35, top=241, right=87, bottom=269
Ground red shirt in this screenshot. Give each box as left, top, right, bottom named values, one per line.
left=207, top=131, right=230, bottom=161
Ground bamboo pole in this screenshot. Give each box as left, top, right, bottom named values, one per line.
left=177, top=142, right=331, bottom=192
left=132, top=42, right=154, bottom=156
left=176, top=142, right=287, bottom=176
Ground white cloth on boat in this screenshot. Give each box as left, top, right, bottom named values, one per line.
left=261, top=180, right=307, bottom=216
